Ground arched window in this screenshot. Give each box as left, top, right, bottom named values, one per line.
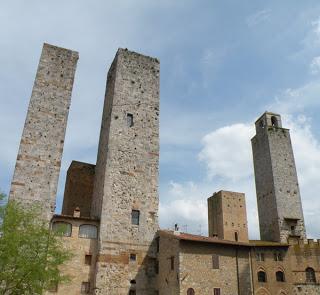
left=187, top=288, right=195, bottom=295
left=306, top=267, right=316, bottom=283
left=276, top=271, right=285, bottom=282
left=79, top=224, right=97, bottom=239
left=271, top=116, right=278, bottom=127
left=258, top=271, right=267, bottom=282
left=52, top=221, right=72, bottom=237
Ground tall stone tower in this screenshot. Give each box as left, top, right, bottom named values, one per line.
left=251, top=112, right=306, bottom=243
left=9, top=43, right=79, bottom=221
left=208, top=190, right=249, bottom=243
left=91, top=49, right=160, bottom=294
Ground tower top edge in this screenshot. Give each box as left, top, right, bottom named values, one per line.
left=254, top=111, right=281, bottom=124
left=116, top=48, right=160, bottom=63
left=43, top=42, right=79, bottom=57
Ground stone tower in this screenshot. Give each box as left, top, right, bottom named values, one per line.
left=9, top=43, right=79, bottom=221
left=251, top=112, right=306, bottom=243
left=208, top=190, right=249, bottom=243
left=91, top=49, right=160, bottom=294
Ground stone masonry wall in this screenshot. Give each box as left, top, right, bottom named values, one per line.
left=91, top=49, right=160, bottom=294
left=157, top=232, right=180, bottom=295
left=9, top=43, right=78, bottom=221
left=179, top=241, right=252, bottom=295
left=208, top=191, right=249, bottom=243
left=62, top=161, right=95, bottom=218
left=46, top=215, right=98, bottom=295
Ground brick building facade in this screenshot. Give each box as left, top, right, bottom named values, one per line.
left=9, top=43, right=320, bottom=294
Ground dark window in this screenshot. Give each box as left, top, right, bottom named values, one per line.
left=274, top=252, right=283, bottom=261
left=256, top=252, right=265, bottom=262
left=130, top=280, right=136, bottom=284
left=129, top=290, right=136, bottom=295
left=127, top=113, right=134, bottom=127
left=258, top=271, right=267, bottom=282
left=214, top=288, right=221, bottom=295
left=234, top=232, right=238, bottom=241
left=170, top=256, right=174, bottom=270
left=48, top=281, right=58, bottom=292
left=81, top=282, right=90, bottom=294
left=131, top=210, right=140, bottom=225
left=187, top=288, right=195, bottom=295
left=271, top=116, right=278, bottom=127
left=52, top=221, right=72, bottom=237
left=212, top=254, right=219, bottom=269
left=306, top=267, right=316, bottom=283
left=85, top=254, right=92, bottom=265
left=156, top=237, right=160, bottom=252
left=130, top=254, right=137, bottom=262
left=79, top=224, right=97, bottom=239
left=276, top=271, right=285, bottom=282
left=155, top=260, right=159, bottom=274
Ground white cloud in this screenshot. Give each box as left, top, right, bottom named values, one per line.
left=246, top=9, right=271, bottom=27
left=310, top=56, right=320, bottom=74
left=198, top=123, right=255, bottom=181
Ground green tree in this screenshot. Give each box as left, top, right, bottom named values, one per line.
left=0, top=193, right=72, bottom=295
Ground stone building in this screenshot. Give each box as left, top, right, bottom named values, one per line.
left=8, top=43, right=320, bottom=295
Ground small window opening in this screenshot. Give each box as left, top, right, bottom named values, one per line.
left=52, top=221, right=72, bottom=237
left=127, top=113, right=134, bottom=127
left=79, top=224, right=98, bottom=239
left=235, top=232, right=239, bottom=241
left=276, top=271, right=285, bottom=282
left=130, top=253, right=137, bottom=262
left=258, top=271, right=267, bottom=282
left=131, top=210, right=140, bottom=225
left=80, top=282, right=90, bottom=294
left=85, top=254, right=92, bottom=265
left=274, top=252, right=283, bottom=261
left=212, top=254, right=219, bottom=269
left=306, top=267, right=316, bottom=283
left=271, top=116, right=278, bottom=127
left=170, top=256, right=174, bottom=270
left=155, top=260, right=159, bottom=274
left=256, top=252, right=265, bottom=262
left=213, top=288, right=221, bottom=295
left=187, top=288, right=195, bottom=295
left=130, top=280, right=136, bottom=284
left=48, top=281, right=58, bottom=293
left=156, top=237, right=160, bottom=252
left=129, top=290, right=136, bottom=295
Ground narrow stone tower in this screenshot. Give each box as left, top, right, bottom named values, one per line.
left=251, top=112, right=306, bottom=242
left=208, top=190, right=249, bottom=243
left=9, top=43, right=79, bottom=221
left=91, top=49, right=160, bottom=294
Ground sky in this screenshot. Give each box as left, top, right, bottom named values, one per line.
left=1, top=1, right=320, bottom=239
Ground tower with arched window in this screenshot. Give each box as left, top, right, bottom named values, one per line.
left=251, top=112, right=306, bottom=242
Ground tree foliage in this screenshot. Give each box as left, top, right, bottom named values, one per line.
left=0, top=193, right=72, bottom=295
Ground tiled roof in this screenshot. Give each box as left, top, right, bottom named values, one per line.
left=159, top=230, right=289, bottom=247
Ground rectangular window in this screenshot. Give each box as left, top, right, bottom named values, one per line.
left=130, top=253, right=137, bottom=262
left=155, top=259, right=159, bottom=274
left=85, top=254, right=92, bottom=265
left=131, top=210, right=140, bottom=225
left=81, top=282, right=90, bottom=294
left=214, top=288, right=221, bottom=295
left=256, top=252, right=265, bottom=262
left=156, top=237, right=160, bottom=253
left=127, top=113, right=134, bottom=127
left=274, top=252, right=283, bottom=261
left=129, top=291, right=136, bottom=295
left=170, top=256, right=174, bottom=270
left=212, top=254, right=219, bottom=269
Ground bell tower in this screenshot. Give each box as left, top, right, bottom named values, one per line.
left=251, top=112, right=306, bottom=242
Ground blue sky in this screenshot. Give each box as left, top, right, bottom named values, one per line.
left=2, top=1, right=320, bottom=239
